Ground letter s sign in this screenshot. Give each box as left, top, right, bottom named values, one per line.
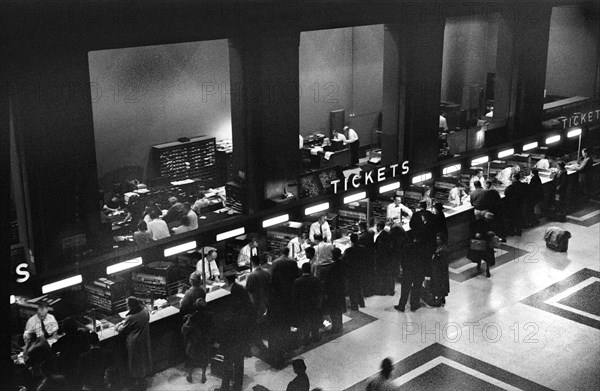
left=16, top=263, right=30, bottom=283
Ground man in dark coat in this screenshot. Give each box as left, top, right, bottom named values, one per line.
left=410, top=201, right=436, bottom=280
left=246, top=255, right=271, bottom=346
left=374, top=221, right=394, bottom=295
left=342, top=233, right=366, bottom=310
left=481, top=180, right=506, bottom=241
left=504, top=173, right=528, bottom=236
left=357, top=221, right=377, bottom=297
left=293, top=263, right=323, bottom=344
left=553, top=161, right=569, bottom=221
left=323, top=248, right=346, bottom=333
left=77, top=332, right=113, bottom=391
left=394, top=240, right=424, bottom=312
left=51, top=317, right=89, bottom=387
left=525, top=168, right=544, bottom=226
left=268, top=247, right=301, bottom=367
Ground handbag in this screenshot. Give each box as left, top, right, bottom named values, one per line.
left=470, top=239, right=487, bottom=251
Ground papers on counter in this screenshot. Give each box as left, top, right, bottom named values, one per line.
left=171, top=179, right=195, bottom=186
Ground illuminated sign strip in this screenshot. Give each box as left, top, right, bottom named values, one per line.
left=522, top=142, right=538, bottom=151
left=498, top=148, right=514, bottom=159
left=442, top=164, right=461, bottom=175
left=305, top=202, right=330, bottom=216
left=262, top=214, right=290, bottom=228
left=164, top=241, right=197, bottom=257
left=216, top=227, right=245, bottom=242
left=471, top=156, right=489, bottom=166
left=412, top=172, right=432, bottom=184
left=545, top=135, right=561, bottom=144
left=107, top=257, right=143, bottom=274
left=567, top=128, right=582, bottom=138
left=344, top=191, right=367, bottom=204
left=42, top=275, right=82, bottom=294
left=379, top=181, right=400, bottom=194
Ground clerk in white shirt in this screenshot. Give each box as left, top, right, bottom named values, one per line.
left=469, top=169, right=485, bottom=191
left=23, top=303, right=58, bottom=342
left=343, top=126, right=360, bottom=165
left=309, top=215, right=331, bottom=243
left=238, top=237, right=259, bottom=268
left=534, top=155, right=550, bottom=170
left=386, top=195, right=413, bottom=225
left=196, top=249, right=221, bottom=281
left=288, top=233, right=309, bottom=260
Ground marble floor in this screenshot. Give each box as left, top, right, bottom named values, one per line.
left=148, top=205, right=600, bottom=391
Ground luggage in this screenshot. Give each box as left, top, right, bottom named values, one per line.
left=470, top=239, right=487, bottom=251
left=544, top=227, right=571, bottom=252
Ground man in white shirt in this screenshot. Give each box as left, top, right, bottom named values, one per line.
left=343, top=126, right=360, bottom=165
left=238, top=237, right=258, bottom=268
left=534, top=154, right=550, bottom=170
left=23, top=303, right=58, bottom=342
left=469, top=169, right=485, bottom=191
left=309, top=215, right=331, bottom=243
left=311, top=234, right=333, bottom=279
left=196, top=249, right=221, bottom=281
left=386, top=195, right=413, bottom=225
left=288, top=233, right=309, bottom=260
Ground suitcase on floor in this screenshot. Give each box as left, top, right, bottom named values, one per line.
left=544, top=227, right=571, bottom=252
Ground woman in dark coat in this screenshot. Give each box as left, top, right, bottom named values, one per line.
left=116, top=297, right=152, bottom=385
left=181, top=297, right=213, bottom=384
left=467, top=212, right=496, bottom=277
left=323, top=248, right=347, bottom=334
left=431, top=233, right=450, bottom=306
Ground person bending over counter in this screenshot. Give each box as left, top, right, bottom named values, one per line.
left=238, top=237, right=259, bottom=269
left=342, top=126, right=359, bottom=165
left=197, top=249, right=221, bottom=282
left=309, top=215, right=331, bottom=243
left=386, top=195, right=413, bottom=225
left=23, top=303, right=58, bottom=343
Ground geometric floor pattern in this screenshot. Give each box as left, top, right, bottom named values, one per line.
left=521, top=268, right=600, bottom=330
left=345, top=343, right=554, bottom=391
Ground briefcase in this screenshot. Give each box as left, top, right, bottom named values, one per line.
left=470, top=239, right=487, bottom=251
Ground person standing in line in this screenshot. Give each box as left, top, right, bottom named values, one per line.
left=394, top=239, right=424, bottom=312
left=293, top=263, right=323, bottom=345
left=311, top=234, right=333, bottom=279
left=430, top=233, right=450, bottom=307
left=181, top=297, right=213, bottom=384
left=410, top=201, right=436, bottom=290
left=504, top=173, right=527, bottom=236
left=269, top=247, right=301, bottom=368
left=342, top=233, right=366, bottom=310
left=571, top=148, right=593, bottom=201
left=366, top=358, right=394, bottom=391
left=322, top=248, right=346, bottom=334
left=553, top=161, right=569, bottom=221
left=373, top=221, right=394, bottom=296
left=246, top=255, right=271, bottom=328
left=388, top=225, right=408, bottom=297
left=180, top=271, right=206, bottom=318
left=467, top=212, right=496, bottom=278
left=357, top=221, right=376, bottom=297
left=470, top=181, right=486, bottom=217
left=432, top=203, right=448, bottom=240
left=525, top=168, right=544, bottom=227
left=480, top=179, right=506, bottom=242
left=51, top=317, right=89, bottom=387
left=77, top=332, right=114, bottom=391
left=116, top=297, right=152, bottom=389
